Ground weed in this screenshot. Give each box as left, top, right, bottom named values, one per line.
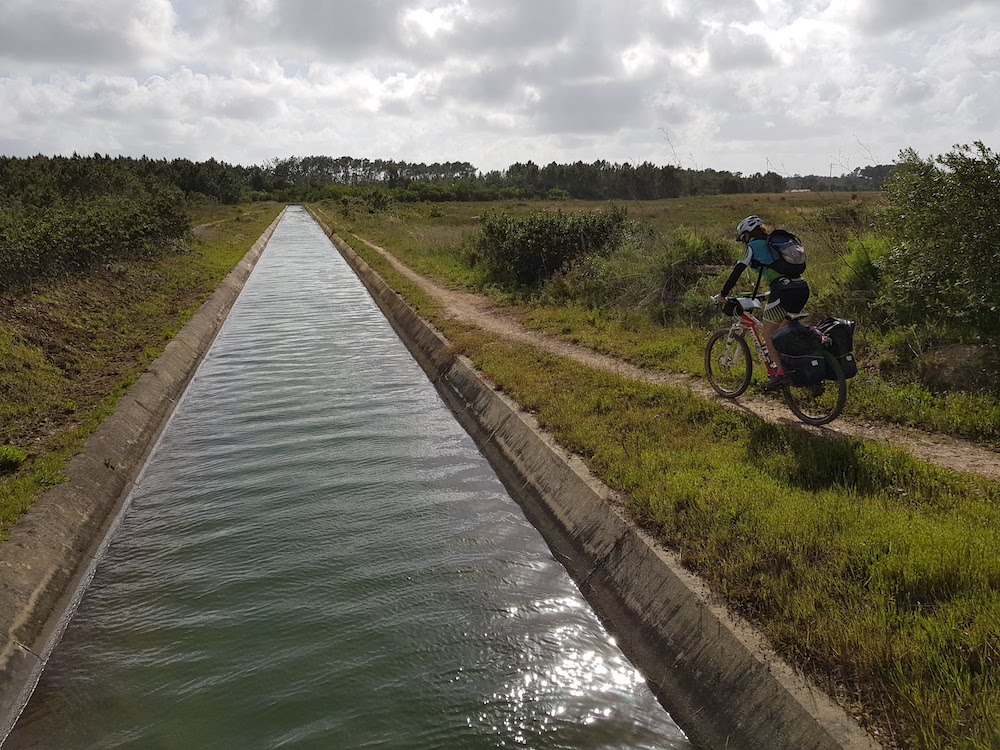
left=0, top=445, right=28, bottom=473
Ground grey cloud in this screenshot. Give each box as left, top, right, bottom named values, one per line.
left=706, top=28, right=775, bottom=72
left=0, top=1, right=170, bottom=67
left=851, top=0, right=994, bottom=34
left=195, top=0, right=677, bottom=72
left=270, top=0, right=410, bottom=58
left=438, top=65, right=525, bottom=106
left=440, top=0, right=581, bottom=55
left=533, top=80, right=649, bottom=134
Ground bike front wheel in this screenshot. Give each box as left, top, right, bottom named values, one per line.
left=782, top=351, right=847, bottom=425
left=705, top=329, right=753, bottom=398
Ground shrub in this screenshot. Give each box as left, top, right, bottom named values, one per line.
left=880, top=142, right=1000, bottom=334
left=363, top=188, right=392, bottom=213
left=472, top=205, right=627, bottom=288
left=0, top=170, right=188, bottom=291
left=544, top=225, right=737, bottom=322
left=838, top=234, right=890, bottom=292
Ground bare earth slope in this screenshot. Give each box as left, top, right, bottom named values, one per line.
left=351, top=234, right=1000, bottom=482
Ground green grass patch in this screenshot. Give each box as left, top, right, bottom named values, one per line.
left=0, top=203, right=283, bottom=540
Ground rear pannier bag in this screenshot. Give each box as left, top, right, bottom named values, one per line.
left=815, top=317, right=858, bottom=379
left=773, top=321, right=825, bottom=386
left=780, top=353, right=826, bottom=386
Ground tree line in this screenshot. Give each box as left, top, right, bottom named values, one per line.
left=264, top=155, right=892, bottom=202
left=1, top=153, right=894, bottom=210
left=3, top=145, right=995, bottom=334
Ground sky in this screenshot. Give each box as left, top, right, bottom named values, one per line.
left=1, top=0, right=998, bottom=177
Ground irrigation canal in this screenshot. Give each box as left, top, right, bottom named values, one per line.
left=7, top=207, right=690, bottom=749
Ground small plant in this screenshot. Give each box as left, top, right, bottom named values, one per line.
left=0, top=445, right=28, bottom=473
left=363, top=188, right=392, bottom=214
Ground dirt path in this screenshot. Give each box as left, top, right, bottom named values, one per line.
left=350, top=232, right=1000, bottom=482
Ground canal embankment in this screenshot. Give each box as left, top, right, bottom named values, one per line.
left=306, top=206, right=882, bottom=750
left=0, top=209, right=285, bottom=739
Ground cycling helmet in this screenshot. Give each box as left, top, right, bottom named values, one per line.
left=736, top=215, right=765, bottom=241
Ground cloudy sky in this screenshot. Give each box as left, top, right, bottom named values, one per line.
left=1, top=0, right=998, bottom=176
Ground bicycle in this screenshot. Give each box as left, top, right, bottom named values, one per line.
left=704, top=295, right=847, bottom=425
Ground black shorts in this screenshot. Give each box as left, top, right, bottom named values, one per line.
left=763, top=277, right=809, bottom=321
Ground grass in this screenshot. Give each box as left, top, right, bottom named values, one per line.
left=324, top=204, right=1000, bottom=749
left=313, top=196, right=1000, bottom=447
left=0, top=202, right=283, bottom=540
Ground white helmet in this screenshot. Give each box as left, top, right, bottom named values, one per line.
left=736, top=215, right=764, bottom=241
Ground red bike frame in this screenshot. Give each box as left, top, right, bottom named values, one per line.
left=737, top=305, right=785, bottom=378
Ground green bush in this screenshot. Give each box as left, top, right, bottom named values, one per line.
left=472, top=205, right=627, bottom=288
left=838, top=234, right=890, bottom=292
left=0, top=165, right=188, bottom=291
left=880, top=142, right=1000, bottom=334
left=544, top=225, right=736, bottom=322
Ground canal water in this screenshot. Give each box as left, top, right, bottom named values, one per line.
left=7, top=207, right=690, bottom=749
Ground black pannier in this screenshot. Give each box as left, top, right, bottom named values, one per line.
left=772, top=321, right=825, bottom=386
left=815, top=317, right=858, bottom=379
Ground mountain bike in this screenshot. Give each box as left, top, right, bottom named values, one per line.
left=704, top=295, right=847, bottom=425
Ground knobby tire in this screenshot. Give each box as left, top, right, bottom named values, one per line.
left=705, top=329, right=753, bottom=398
left=782, top=350, right=847, bottom=426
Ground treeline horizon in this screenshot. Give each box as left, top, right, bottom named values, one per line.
left=1, top=152, right=894, bottom=206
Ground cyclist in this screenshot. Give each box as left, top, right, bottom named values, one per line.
left=713, top=215, right=809, bottom=388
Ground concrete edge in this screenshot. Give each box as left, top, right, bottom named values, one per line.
left=0, top=207, right=286, bottom=741
left=305, top=205, right=882, bottom=750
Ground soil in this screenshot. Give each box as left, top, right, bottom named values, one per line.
left=352, top=234, right=1000, bottom=482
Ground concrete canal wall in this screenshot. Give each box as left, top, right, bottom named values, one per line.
left=306, top=207, right=881, bottom=750
left=0, top=209, right=285, bottom=740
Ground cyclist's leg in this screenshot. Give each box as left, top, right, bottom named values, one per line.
left=760, top=307, right=787, bottom=375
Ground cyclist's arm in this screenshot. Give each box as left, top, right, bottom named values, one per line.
left=719, top=246, right=753, bottom=297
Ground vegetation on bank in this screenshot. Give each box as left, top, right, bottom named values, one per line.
left=318, top=205, right=1000, bottom=750
left=0, top=158, right=189, bottom=291
left=313, top=143, right=1000, bottom=447
left=0, top=202, right=282, bottom=539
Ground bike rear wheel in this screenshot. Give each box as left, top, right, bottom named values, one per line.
left=705, top=329, right=753, bottom=397
left=782, top=351, right=847, bottom=425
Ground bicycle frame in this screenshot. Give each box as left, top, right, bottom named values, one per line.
left=728, top=302, right=784, bottom=378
